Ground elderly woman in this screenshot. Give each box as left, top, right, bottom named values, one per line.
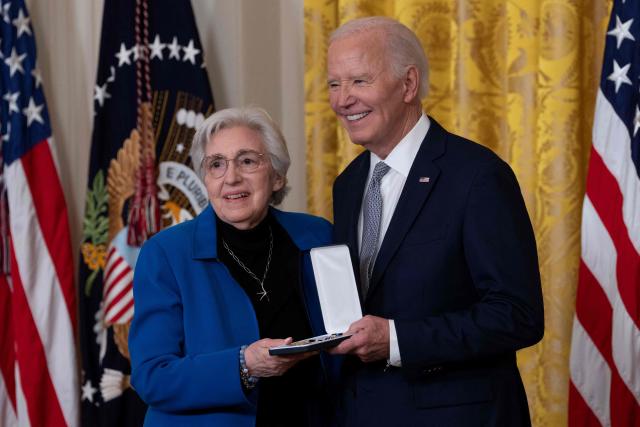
left=129, top=107, right=335, bottom=426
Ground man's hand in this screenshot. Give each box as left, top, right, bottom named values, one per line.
left=329, top=315, right=389, bottom=363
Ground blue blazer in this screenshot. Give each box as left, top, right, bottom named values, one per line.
left=129, top=206, right=334, bottom=427
left=332, top=118, right=544, bottom=427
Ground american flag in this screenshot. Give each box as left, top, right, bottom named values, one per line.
left=0, top=0, right=78, bottom=426
left=569, top=0, right=640, bottom=425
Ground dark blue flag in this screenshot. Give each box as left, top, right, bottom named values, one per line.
left=79, top=1, right=214, bottom=425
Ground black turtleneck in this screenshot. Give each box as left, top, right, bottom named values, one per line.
left=216, top=213, right=318, bottom=427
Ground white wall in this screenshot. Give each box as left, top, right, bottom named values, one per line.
left=25, top=0, right=306, bottom=265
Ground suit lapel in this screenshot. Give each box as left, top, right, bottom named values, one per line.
left=334, top=152, right=370, bottom=302
left=344, top=153, right=370, bottom=258
left=367, top=118, right=447, bottom=298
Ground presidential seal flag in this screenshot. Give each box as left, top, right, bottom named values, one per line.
left=0, top=0, right=79, bottom=426
left=569, top=0, right=640, bottom=425
left=79, top=1, right=214, bottom=425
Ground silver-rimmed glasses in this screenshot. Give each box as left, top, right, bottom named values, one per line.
left=201, top=150, right=267, bottom=178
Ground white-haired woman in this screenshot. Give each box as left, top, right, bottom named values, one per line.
left=129, top=107, right=336, bottom=427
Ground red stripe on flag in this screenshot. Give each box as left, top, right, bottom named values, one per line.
left=106, top=281, right=132, bottom=313
left=109, top=297, right=134, bottom=324
left=611, top=375, right=640, bottom=427
left=19, top=141, right=76, bottom=330
left=9, top=242, right=67, bottom=427
left=0, top=274, right=16, bottom=412
left=104, top=262, right=130, bottom=297
left=575, top=261, right=613, bottom=365
left=104, top=255, right=123, bottom=284
left=575, top=261, right=638, bottom=427
left=586, top=148, right=640, bottom=328
left=569, top=381, right=603, bottom=427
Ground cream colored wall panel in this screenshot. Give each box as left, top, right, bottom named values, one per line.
left=192, top=0, right=243, bottom=109
left=279, top=0, right=306, bottom=214
left=26, top=0, right=102, bottom=266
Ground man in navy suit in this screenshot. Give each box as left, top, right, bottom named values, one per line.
left=328, top=16, right=544, bottom=426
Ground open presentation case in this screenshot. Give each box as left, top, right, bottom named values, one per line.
left=269, top=245, right=362, bottom=355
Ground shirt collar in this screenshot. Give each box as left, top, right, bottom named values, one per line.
left=369, top=113, right=430, bottom=178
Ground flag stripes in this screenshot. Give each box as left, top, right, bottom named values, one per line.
left=19, top=140, right=76, bottom=325
left=5, top=154, right=78, bottom=426
left=14, top=366, right=28, bottom=427
left=581, top=195, right=640, bottom=412
left=569, top=380, right=605, bottom=427
left=570, top=317, right=612, bottom=425
left=0, top=373, right=17, bottom=427
left=592, top=94, right=640, bottom=255
left=9, top=242, right=68, bottom=427
left=103, top=246, right=134, bottom=325
left=0, top=275, right=16, bottom=426
left=586, top=150, right=640, bottom=331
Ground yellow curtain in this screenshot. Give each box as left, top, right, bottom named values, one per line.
left=304, top=0, right=612, bottom=425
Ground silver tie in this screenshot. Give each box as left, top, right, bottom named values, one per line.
left=359, top=161, right=390, bottom=296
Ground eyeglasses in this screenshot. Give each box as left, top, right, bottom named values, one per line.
left=201, top=150, right=267, bottom=178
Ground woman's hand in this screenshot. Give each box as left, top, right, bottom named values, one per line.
left=244, top=338, right=316, bottom=377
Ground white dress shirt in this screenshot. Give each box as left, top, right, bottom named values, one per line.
left=357, top=114, right=430, bottom=366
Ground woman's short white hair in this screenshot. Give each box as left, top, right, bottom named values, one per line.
left=190, top=106, right=290, bottom=205
left=330, top=16, right=429, bottom=99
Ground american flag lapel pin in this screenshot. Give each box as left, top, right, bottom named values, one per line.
left=419, top=177, right=430, bottom=183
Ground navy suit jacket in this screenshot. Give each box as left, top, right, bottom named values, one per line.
left=332, top=118, right=544, bottom=427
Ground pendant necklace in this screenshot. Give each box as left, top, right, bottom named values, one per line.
left=222, top=226, right=273, bottom=302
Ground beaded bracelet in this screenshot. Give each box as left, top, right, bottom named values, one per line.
left=239, top=345, right=259, bottom=390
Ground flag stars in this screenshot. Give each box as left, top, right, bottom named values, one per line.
left=131, top=44, right=141, bottom=61
left=94, top=36, right=205, bottom=111
left=182, top=40, right=200, bottom=64
left=23, top=97, right=44, bottom=126
left=110, top=37, right=203, bottom=69
left=107, top=66, right=116, bottom=83
left=82, top=379, right=97, bottom=403
left=608, top=15, right=635, bottom=49
left=168, top=37, right=181, bottom=60
left=2, top=123, right=11, bottom=142
left=115, top=43, right=132, bottom=67
left=149, top=35, right=165, bottom=60
left=94, top=83, right=111, bottom=107
left=607, top=60, right=632, bottom=93
left=2, top=3, right=11, bottom=24
left=634, top=106, right=640, bottom=137
left=5, top=47, right=26, bottom=76
left=3, top=91, right=19, bottom=114
left=31, top=68, right=42, bottom=87
left=12, top=8, right=31, bottom=38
